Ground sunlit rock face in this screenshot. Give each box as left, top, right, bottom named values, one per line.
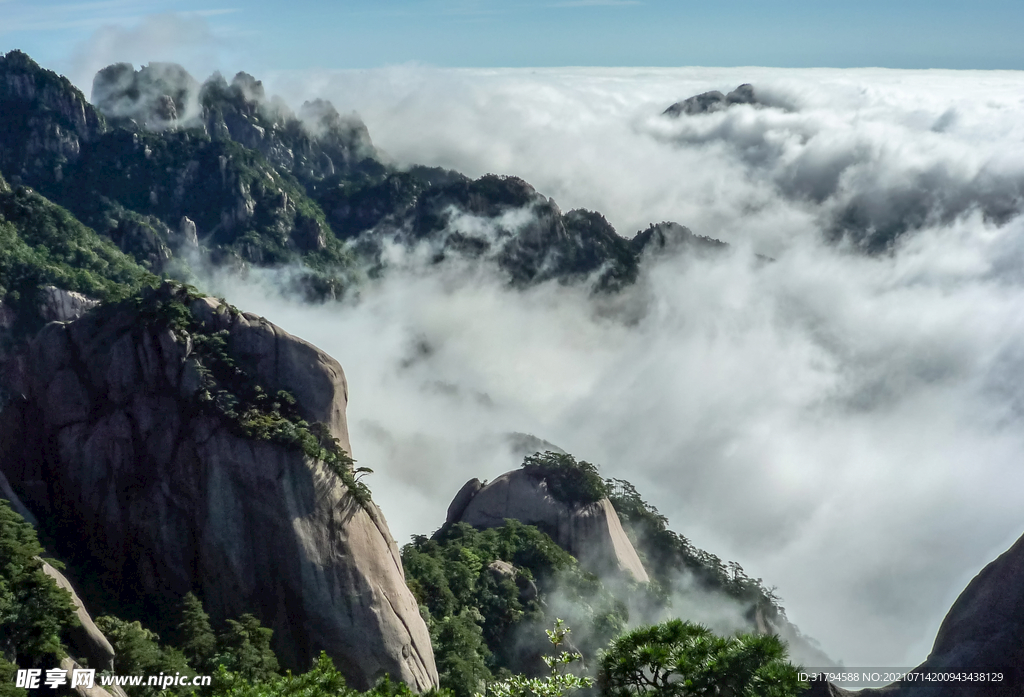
left=449, top=468, right=650, bottom=583
left=0, top=286, right=438, bottom=691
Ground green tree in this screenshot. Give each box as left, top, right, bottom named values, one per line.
left=478, top=620, right=592, bottom=697
left=431, top=609, right=492, bottom=697
left=0, top=657, right=26, bottom=697
left=0, top=500, right=79, bottom=668
left=522, top=452, right=608, bottom=508
left=207, top=652, right=431, bottom=697
left=209, top=652, right=346, bottom=697
left=94, top=615, right=195, bottom=697
left=215, top=614, right=279, bottom=683
left=178, top=593, right=217, bottom=673
left=598, top=620, right=806, bottom=697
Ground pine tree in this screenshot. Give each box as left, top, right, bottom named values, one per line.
left=177, top=592, right=217, bottom=673
left=216, top=614, right=279, bottom=683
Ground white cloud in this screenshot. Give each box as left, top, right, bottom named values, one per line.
left=63, top=12, right=241, bottom=92
left=198, top=67, right=1024, bottom=671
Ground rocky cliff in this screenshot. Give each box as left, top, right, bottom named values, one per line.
left=806, top=531, right=1024, bottom=697
left=0, top=50, right=105, bottom=187
left=0, top=283, right=438, bottom=690
left=446, top=469, right=650, bottom=583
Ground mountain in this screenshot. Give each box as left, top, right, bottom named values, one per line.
left=8, top=49, right=1024, bottom=697
left=0, top=51, right=809, bottom=696
left=407, top=452, right=837, bottom=697
left=0, top=50, right=725, bottom=297
left=663, top=83, right=763, bottom=117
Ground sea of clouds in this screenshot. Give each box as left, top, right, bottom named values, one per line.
left=184, top=66, right=1024, bottom=671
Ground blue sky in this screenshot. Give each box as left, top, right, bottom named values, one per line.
left=2, top=0, right=1023, bottom=82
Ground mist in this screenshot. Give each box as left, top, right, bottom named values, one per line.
left=186, top=67, right=1024, bottom=672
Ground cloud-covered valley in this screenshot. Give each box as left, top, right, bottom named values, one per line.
left=193, top=67, right=1024, bottom=671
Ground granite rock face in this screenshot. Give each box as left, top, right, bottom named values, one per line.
left=0, top=50, right=105, bottom=185
left=450, top=469, right=650, bottom=583
left=40, top=562, right=117, bottom=672
left=0, top=287, right=438, bottom=691
left=38, top=286, right=100, bottom=323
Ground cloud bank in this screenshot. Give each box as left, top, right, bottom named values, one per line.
left=190, top=67, right=1024, bottom=672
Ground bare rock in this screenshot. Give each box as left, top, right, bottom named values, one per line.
left=41, top=562, right=116, bottom=672
left=39, top=286, right=99, bottom=323
left=453, top=469, right=649, bottom=583
left=59, top=657, right=127, bottom=697
left=0, top=286, right=437, bottom=690
left=445, top=478, right=484, bottom=526
left=178, top=216, right=199, bottom=246
left=186, top=295, right=351, bottom=452
left=488, top=560, right=515, bottom=579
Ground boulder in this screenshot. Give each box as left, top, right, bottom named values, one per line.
left=451, top=469, right=650, bottom=583
left=39, top=286, right=99, bottom=323
left=445, top=478, right=484, bottom=526
left=0, top=285, right=437, bottom=691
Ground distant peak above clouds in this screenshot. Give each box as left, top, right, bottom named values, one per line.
left=664, top=83, right=765, bottom=117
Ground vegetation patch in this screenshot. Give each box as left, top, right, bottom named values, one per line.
left=0, top=178, right=155, bottom=336
left=606, top=478, right=785, bottom=619
left=403, top=521, right=627, bottom=697
left=521, top=451, right=610, bottom=508
left=0, top=500, right=79, bottom=689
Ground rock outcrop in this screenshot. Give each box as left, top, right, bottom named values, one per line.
left=806, top=531, right=1024, bottom=697
left=1, top=468, right=123, bottom=696
left=448, top=469, right=650, bottom=583
left=630, top=222, right=729, bottom=256
left=663, top=83, right=761, bottom=117
left=59, top=657, right=129, bottom=697
left=41, top=562, right=116, bottom=672
left=39, top=286, right=100, bottom=323
left=0, top=50, right=105, bottom=186
left=0, top=284, right=438, bottom=691
left=919, top=532, right=1024, bottom=685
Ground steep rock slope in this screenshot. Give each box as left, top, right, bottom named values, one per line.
left=0, top=284, right=438, bottom=690
left=807, top=530, right=1024, bottom=696
left=447, top=469, right=650, bottom=583
left=919, top=531, right=1024, bottom=688
left=0, top=50, right=105, bottom=186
